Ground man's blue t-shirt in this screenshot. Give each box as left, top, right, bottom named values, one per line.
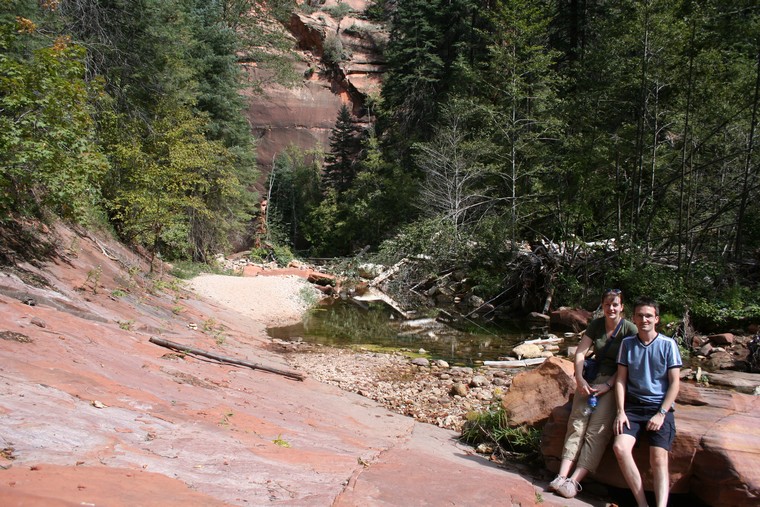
left=617, top=333, right=682, bottom=405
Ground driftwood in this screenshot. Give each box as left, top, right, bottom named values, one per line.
left=369, top=258, right=408, bottom=287
left=149, top=337, right=304, bottom=381
left=353, top=288, right=414, bottom=318
left=483, top=357, right=547, bottom=368
left=522, top=336, right=563, bottom=345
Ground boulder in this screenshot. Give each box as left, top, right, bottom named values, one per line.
left=541, top=382, right=760, bottom=506
left=705, top=370, right=760, bottom=395
left=501, top=357, right=575, bottom=427
left=550, top=307, right=593, bottom=331
left=708, top=333, right=735, bottom=345
left=705, top=350, right=736, bottom=370
left=511, top=343, right=543, bottom=359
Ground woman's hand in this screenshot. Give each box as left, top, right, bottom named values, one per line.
left=577, top=379, right=596, bottom=396
left=592, top=382, right=613, bottom=396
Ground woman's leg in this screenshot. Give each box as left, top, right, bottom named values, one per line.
left=575, top=376, right=617, bottom=473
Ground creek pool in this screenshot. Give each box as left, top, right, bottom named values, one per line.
left=267, top=299, right=539, bottom=366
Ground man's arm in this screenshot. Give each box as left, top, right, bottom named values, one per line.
left=646, top=367, right=680, bottom=431
left=614, top=363, right=629, bottom=434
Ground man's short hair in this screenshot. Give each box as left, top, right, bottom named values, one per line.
left=633, top=296, right=660, bottom=316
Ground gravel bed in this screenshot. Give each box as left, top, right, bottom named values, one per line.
left=279, top=342, right=515, bottom=431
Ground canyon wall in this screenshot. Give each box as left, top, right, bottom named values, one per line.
left=243, top=0, right=386, bottom=189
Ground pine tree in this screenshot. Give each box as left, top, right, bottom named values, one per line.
left=323, top=104, right=360, bottom=193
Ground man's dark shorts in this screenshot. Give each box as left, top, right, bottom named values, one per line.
left=622, top=401, right=676, bottom=451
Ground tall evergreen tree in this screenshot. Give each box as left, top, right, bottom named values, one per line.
left=323, top=104, right=360, bottom=193
left=380, top=0, right=480, bottom=147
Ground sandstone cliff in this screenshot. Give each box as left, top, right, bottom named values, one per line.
left=244, top=0, right=386, bottom=187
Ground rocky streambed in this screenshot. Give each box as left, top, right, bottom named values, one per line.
left=277, top=341, right=515, bottom=431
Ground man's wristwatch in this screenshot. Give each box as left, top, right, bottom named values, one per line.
left=658, top=407, right=667, bottom=415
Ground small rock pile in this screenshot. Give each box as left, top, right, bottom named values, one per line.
left=282, top=343, right=515, bottom=431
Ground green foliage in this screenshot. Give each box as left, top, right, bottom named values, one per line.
left=689, top=294, right=760, bottom=330
left=305, top=131, right=418, bottom=257
left=271, top=244, right=295, bottom=266
left=105, top=106, right=245, bottom=262
left=460, top=406, right=542, bottom=465
left=322, top=2, right=352, bottom=23
left=380, top=0, right=482, bottom=144
left=299, top=285, right=319, bottom=308
left=268, top=145, right=323, bottom=250
left=169, top=260, right=231, bottom=279
left=364, top=0, right=394, bottom=22
left=248, top=247, right=270, bottom=263
left=0, top=8, right=108, bottom=221
left=323, top=105, right=360, bottom=192
left=322, top=33, right=346, bottom=65
left=377, top=217, right=466, bottom=265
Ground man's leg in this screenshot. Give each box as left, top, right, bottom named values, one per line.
left=648, top=411, right=675, bottom=507
left=613, top=434, right=648, bottom=507
left=650, top=446, right=669, bottom=507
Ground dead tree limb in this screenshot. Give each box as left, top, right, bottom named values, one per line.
left=149, top=337, right=305, bottom=381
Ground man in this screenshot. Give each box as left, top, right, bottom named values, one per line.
left=613, top=297, right=682, bottom=507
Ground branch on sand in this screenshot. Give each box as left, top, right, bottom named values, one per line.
left=149, top=337, right=305, bottom=381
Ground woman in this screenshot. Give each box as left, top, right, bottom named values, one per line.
left=549, top=288, right=637, bottom=499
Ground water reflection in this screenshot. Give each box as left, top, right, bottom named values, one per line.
left=267, top=299, right=533, bottom=366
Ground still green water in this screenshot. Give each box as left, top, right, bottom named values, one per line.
left=267, top=299, right=536, bottom=366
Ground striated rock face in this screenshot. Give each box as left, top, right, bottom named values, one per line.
left=540, top=370, right=760, bottom=506
left=243, top=0, right=387, bottom=181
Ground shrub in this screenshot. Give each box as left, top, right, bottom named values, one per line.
left=460, top=406, right=543, bottom=466
left=322, top=33, right=345, bottom=65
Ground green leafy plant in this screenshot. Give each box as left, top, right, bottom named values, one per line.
left=322, top=33, right=345, bottom=65
left=271, top=244, right=295, bottom=266
left=118, top=319, right=134, bottom=330
left=460, top=406, right=542, bottom=466
left=248, top=247, right=271, bottom=263
left=85, top=265, right=103, bottom=294
left=299, top=285, right=319, bottom=307
left=202, top=318, right=217, bottom=333
left=219, top=411, right=233, bottom=426
left=272, top=434, right=290, bottom=448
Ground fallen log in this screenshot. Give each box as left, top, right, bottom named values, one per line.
left=353, top=288, right=414, bottom=318
left=483, top=357, right=547, bottom=368
left=522, top=336, right=563, bottom=345
left=149, top=337, right=305, bottom=381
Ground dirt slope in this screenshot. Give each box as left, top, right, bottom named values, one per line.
left=0, top=222, right=597, bottom=507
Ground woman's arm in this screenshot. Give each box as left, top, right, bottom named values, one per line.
left=596, top=372, right=616, bottom=397
left=574, top=334, right=594, bottom=395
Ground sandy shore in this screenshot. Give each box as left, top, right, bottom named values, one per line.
left=186, top=273, right=322, bottom=327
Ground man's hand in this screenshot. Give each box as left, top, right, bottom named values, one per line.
left=647, top=412, right=666, bottom=431
left=614, top=412, right=630, bottom=435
